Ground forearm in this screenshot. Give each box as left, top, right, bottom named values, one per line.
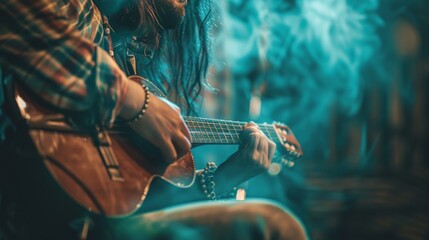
left=118, top=80, right=147, bottom=120
left=214, top=155, right=252, bottom=194
left=214, top=166, right=244, bottom=195
left=0, top=0, right=131, bottom=127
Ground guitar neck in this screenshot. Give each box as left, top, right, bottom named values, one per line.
left=183, top=116, right=279, bottom=145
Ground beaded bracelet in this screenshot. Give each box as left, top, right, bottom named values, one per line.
left=125, top=84, right=150, bottom=125
left=200, top=162, right=217, bottom=201
left=199, top=162, right=238, bottom=201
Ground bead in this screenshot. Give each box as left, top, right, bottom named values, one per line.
left=125, top=84, right=150, bottom=125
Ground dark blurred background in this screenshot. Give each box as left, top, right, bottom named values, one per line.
left=193, top=0, right=429, bottom=239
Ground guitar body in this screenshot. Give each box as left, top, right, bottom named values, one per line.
left=29, top=129, right=195, bottom=217
left=7, top=77, right=195, bottom=218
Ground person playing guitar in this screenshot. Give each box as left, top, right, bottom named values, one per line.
left=0, top=0, right=308, bottom=239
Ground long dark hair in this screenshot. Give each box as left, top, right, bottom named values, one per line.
left=142, top=0, right=213, bottom=115
left=98, top=0, right=214, bottom=115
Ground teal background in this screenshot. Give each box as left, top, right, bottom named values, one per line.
left=194, top=0, right=429, bottom=239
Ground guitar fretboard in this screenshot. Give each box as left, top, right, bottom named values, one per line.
left=183, top=116, right=279, bottom=145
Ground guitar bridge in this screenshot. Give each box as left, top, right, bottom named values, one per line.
left=106, top=167, right=124, bottom=182
left=93, top=126, right=124, bottom=182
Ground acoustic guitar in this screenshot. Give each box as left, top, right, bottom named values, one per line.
left=5, top=75, right=302, bottom=218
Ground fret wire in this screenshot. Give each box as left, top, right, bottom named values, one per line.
left=220, top=119, right=234, bottom=143
left=193, top=132, right=204, bottom=143
left=225, top=122, right=234, bottom=144
left=186, top=120, right=193, bottom=140
left=194, top=121, right=201, bottom=143
left=198, top=128, right=210, bottom=143
left=198, top=123, right=206, bottom=143
left=206, top=121, right=219, bottom=143
left=190, top=132, right=206, bottom=143
left=199, top=121, right=208, bottom=143
left=208, top=119, right=222, bottom=143
left=187, top=120, right=196, bottom=142
left=231, top=123, right=240, bottom=143
left=204, top=119, right=216, bottom=143
left=262, top=124, right=274, bottom=141
left=202, top=122, right=211, bottom=143
left=219, top=121, right=230, bottom=143
left=197, top=119, right=205, bottom=142
left=194, top=120, right=203, bottom=143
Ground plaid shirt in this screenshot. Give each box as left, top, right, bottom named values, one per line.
left=0, top=0, right=129, bottom=127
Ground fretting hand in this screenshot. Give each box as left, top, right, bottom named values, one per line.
left=214, top=122, right=276, bottom=193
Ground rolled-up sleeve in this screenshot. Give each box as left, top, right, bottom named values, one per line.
left=0, top=0, right=129, bottom=127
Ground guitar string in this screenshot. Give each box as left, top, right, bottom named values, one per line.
left=186, top=125, right=279, bottom=141
left=184, top=118, right=281, bottom=130
left=186, top=122, right=281, bottom=144
left=184, top=116, right=281, bottom=131
left=185, top=120, right=279, bottom=137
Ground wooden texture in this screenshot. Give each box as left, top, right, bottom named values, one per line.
left=14, top=84, right=196, bottom=217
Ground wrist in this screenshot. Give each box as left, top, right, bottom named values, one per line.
left=214, top=163, right=244, bottom=194
left=124, top=85, right=150, bottom=124
left=215, top=152, right=253, bottom=192
left=118, top=80, right=148, bottom=120
left=198, top=162, right=240, bottom=201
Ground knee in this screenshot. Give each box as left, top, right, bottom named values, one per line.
left=232, top=200, right=308, bottom=240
